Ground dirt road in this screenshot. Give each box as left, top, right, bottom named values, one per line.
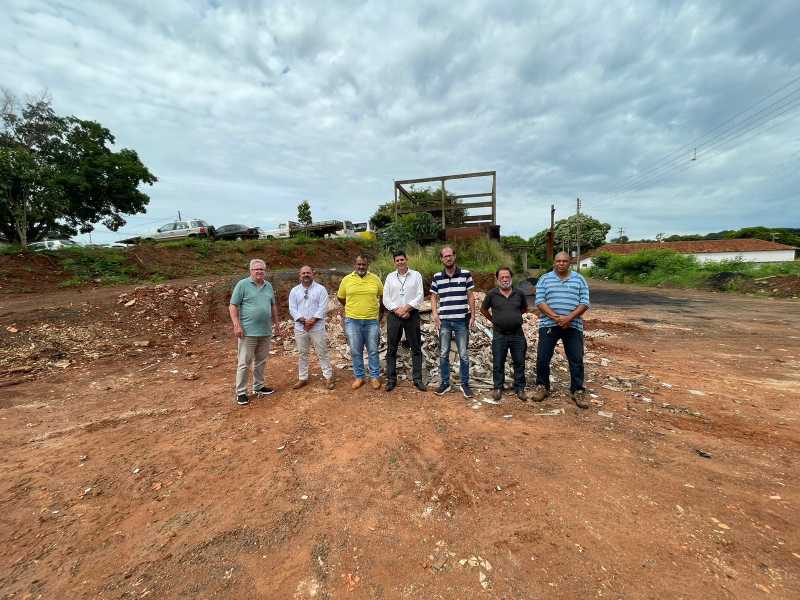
left=1, top=279, right=798, bottom=599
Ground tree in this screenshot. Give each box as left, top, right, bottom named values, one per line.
left=297, top=200, right=312, bottom=226
left=0, top=91, right=157, bottom=246
left=377, top=212, right=442, bottom=251
left=370, top=186, right=465, bottom=232
left=528, top=214, right=611, bottom=262
left=610, top=235, right=629, bottom=243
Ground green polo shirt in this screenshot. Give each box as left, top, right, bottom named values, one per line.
left=230, top=277, right=275, bottom=336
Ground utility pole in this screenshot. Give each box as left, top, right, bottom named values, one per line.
left=546, top=204, right=555, bottom=262
left=177, top=210, right=182, bottom=222
left=617, top=226, right=625, bottom=241
left=575, top=197, right=582, bottom=272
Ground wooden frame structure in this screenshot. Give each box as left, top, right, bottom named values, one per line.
left=392, top=171, right=496, bottom=229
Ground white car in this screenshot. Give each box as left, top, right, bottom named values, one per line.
left=28, top=239, right=80, bottom=251
left=141, top=219, right=216, bottom=241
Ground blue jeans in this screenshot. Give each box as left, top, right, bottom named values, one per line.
left=345, top=318, right=381, bottom=379
left=439, top=317, right=470, bottom=385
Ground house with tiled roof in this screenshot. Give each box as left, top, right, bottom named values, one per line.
left=579, top=238, right=798, bottom=269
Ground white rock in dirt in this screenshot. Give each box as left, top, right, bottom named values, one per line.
left=688, top=389, right=706, bottom=396
left=124, top=299, right=137, bottom=307
left=597, top=411, right=614, bottom=418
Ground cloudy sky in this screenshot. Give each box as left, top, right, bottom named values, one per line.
left=3, top=0, right=800, bottom=243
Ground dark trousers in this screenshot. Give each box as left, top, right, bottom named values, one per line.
left=536, top=326, right=585, bottom=393
left=386, top=310, right=423, bottom=384
left=491, top=330, right=527, bottom=391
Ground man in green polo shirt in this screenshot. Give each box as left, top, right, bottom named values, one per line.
left=229, top=258, right=281, bottom=406
left=337, top=254, right=384, bottom=390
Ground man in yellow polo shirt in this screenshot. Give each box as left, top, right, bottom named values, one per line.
left=337, top=254, right=384, bottom=390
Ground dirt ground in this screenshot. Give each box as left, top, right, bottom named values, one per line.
left=1, top=278, right=799, bottom=599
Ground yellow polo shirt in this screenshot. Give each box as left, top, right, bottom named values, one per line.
left=337, top=271, right=383, bottom=319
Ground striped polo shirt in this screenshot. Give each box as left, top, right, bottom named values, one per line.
left=535, top=270, right=590, bottom=331
left=430, top=266, right=475, bottom=320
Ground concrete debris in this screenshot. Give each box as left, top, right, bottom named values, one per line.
left=597, top=411, right=614, bottom=418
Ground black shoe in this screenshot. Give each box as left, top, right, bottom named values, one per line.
left=434, top=382, right=452, bottom=395
left=237, top=394, right=249, bottom=406
left=385, top=381, right=397, bottom=392
left=254, top=386, right=274, bottom=396
left=414, top=381, right=428, bottom=392
left=461, top=384, right=475, bottom=399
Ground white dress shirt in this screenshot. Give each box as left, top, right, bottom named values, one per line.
left=288, top=281, right=329, bottom=333
left=383, top=268, right=424, bottom=311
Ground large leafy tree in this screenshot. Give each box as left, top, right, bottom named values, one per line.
left=370, top=186, right=466, bottom=231
left=0, top=92, right=156, bottom=245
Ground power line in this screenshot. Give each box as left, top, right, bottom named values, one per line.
left=605, top=73, right=800, bottom=199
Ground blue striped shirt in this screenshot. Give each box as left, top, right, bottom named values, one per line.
left=430, top=266, right=475, bottom=320
left=535, top=270, right=590, bottom=331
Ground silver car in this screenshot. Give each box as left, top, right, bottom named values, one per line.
left=141, top=219, right=216, bottom=241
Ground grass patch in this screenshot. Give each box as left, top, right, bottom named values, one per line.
left=589, top=249, right=800, bottom=290
left=59, top=246, right=138, bottom=285
left=371, top=239, right=514, bottom=278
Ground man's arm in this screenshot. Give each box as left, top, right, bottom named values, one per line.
left=479, top=293, right=492, bottom=322
left=468, top=288, right=476, bottom=328
left=288, top=289, right=302, bottom=322
left=272, top=300, right=281, bottom=335
left=430, top=292, right=440, bottom=330
left=229, top=304, right=244, bottom=337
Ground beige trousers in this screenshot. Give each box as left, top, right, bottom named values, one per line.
left=235, top=336, right=271, bottom=395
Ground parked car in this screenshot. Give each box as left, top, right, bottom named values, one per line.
left=258, top=223, right=291, bottom=239
left=28, top=239, right=80, bottom=251
left=140, top=219, right=215, bottom=242
left=215, top=224, right=260, bottom=241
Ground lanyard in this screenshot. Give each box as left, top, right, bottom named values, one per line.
left=396, top=271, right=409, bottom=295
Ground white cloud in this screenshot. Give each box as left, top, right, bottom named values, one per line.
left=2, top=0, right=799, bottom=242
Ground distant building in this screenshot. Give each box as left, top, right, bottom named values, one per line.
left=579, top=238, right=798, bottom=269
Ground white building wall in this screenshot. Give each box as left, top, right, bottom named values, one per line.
left=692, top=250, right=796, bottom=264
left=580, top=249, right=795, bottom=270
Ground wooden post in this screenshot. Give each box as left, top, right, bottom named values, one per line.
left=522, top=249, right=528, bottom=274
left=491, top=172, right=496, bottom=225
left=546, top=204, right=555, bottom=262
left=393, top=184, right=398, bottom=222
left=440, top=179, right=446, bottom=230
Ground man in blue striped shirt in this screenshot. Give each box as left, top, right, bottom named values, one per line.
left=532, top=252, right=591, bottom=408
left=430, top=246, right=477, bottom=398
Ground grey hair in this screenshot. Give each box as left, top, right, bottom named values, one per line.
left=249, top=258, right=266, bottom=269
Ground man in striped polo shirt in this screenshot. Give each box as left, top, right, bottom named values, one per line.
left=532, top=251, right=591, bottom=408
left=430, top=246, right=477, bottom=399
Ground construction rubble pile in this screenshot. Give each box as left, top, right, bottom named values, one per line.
left=1, top=282, right=217, bottom=380
left=279, top=291, right=613, bottom=394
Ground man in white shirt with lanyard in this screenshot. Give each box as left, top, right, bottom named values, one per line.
left=288, top=265, right=335, bottom=390
left=382, top=250, right=426, bottom=392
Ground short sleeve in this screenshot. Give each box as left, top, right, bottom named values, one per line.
left=534, top=278, right=546, bottom=305
left=481, top=293, right=492, bottom=310
left=337, top=277, right=347, bottom=300
left=465, top=272, right=475, bottom=290
left=579, top=276, right=590, bottom=306
left=430, top=276, right=439, bottom=295
left=230, top=281, right=244, bottom=306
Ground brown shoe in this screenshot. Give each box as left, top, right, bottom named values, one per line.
left=292, top=379, right=308, bottom=390
left=370, top=378, right=382, bottom=390
left=492, top=388, right=502, bottom=401
left=517, top=390, right=528, bottom=402
left=326, top=377, right=335, bottom=390
left=352, top=379, right=365, bottom=390
left=530, top=385, right=548, bottom=402
left=572, top=389, right=589, bottom=409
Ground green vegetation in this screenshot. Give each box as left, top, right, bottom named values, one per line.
left=1, top=91, right=156, bottom=246
left=589, top=249, right=800, bottom=290
left=371, top=238, right=514, bottom=279
left=629, top=226, right=800, bottom=247
left=58, top=246, right=137, bottom=286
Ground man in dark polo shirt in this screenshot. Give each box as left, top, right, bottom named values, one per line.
left=480, top=266, right=528, bottom=402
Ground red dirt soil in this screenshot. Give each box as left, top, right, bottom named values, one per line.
left=0, top=279, right=798, bottom=599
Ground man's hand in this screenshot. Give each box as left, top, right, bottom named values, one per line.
left=555, top=314, right=571, bottom=328
left=233, top=322, right=244, bottom=338
left=304, top=317, right=316, bottom=331
left=469, top=314, right=476, bottom=329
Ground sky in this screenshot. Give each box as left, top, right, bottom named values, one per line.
left=2, top=0, right=800, bottom=243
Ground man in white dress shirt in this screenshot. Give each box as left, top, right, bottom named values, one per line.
left=288, top=265, right=335, bottom=390
left=382, top=251, right=426, bottom=392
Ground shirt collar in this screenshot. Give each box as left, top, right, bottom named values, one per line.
left=442, top=265, right=462, bottom=278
